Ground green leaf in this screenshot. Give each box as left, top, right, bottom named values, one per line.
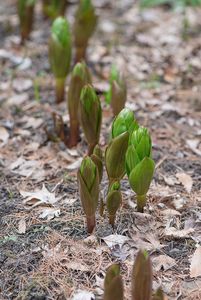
left=105, top=131, right=129, bottom=181
left=129, top=157, right=155, bottom=195
left=125, top=145, right=140, bottom=176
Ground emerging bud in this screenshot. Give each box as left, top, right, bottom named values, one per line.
left=130, top=126, right=152, bottom=160
left=73, top=0, right=97, bottom=62
left=106, top=181, right=122, bottom=227
left=49, top=17, right=72, bottom=103
left=132, top=250, right=152, bottom=300
left=105, top=131, right=129, bottom=182
left=126, top=126, right=155, bottom=212
left=112, top=108, right=138, bottom=139
left=78, top=156, right=99, bottom=233
left=80, top=85, right=102, bottom=155
left=42, top=0, right=67, bottom=20
left=91, top=145, right=103, bottom=182
left=105, top=65, right=127, bottom=116
left=18, top=0, right=36, bottom=44
left=67, top=61, right=91, bottom=147
left=104, top=264, right=124, bottom=300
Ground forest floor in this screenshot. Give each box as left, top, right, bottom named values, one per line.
left=0, top=0, right=201, bottom=299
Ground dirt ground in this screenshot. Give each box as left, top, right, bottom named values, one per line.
left=0, top=0, right=201, bottom=299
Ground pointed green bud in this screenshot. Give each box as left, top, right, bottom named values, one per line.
left=68, top=61, right=91, bottom=147
left=78, top=156, right=99, bottom=233
left=105, top=131, right=129, bottom=181
left=105, top=65, right=127, bottom=115
left=73, top=0, right=97, bottom=62
left=152, top=288, right=166, bottom=300
left=80, top=85, right=102, bottom=154
left=49, top=17, right=72, bottom=79
left=132, top=250, right=152, bottom=300
left=80, top=156, right=96, bottom=191
left=125, top=145, right=140, bottom=177
left=42, top=0, right=67, bottom=20
left=112, top=108, right=138, bottom=138
left=18, top=0, right=36, bottom=43
left=74, top=0, right=97, bottom=48
left=104, top=264, right=124, bottom=300
left=130, top=126, right=152, bottom=160
left=106, top=181, right=122, bottom=227
left=129, top=157, right=155, bottom=196
left=91, top=145, right=103, bottom=182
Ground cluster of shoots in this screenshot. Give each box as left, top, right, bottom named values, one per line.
left=105, top=65, right=127, bottom=116
left=73, top=0, right=98, bottom=62
left=78, top=106, right=155, bottom=233
left=18, top=0, right=36, bottom=44
left=49, top=16, right=72, bottom=103
left=104, top=250, right=167, bottom=300
left=42, top=0, right=67, bottom=20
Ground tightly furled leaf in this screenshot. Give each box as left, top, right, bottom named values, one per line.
left=73, top=0, right=97, bottom=61
left=18, top=0, right=36, bottom=43
left=74, top=0, right=97, bottom=48
left=105, top=65, right=127, bottom=116
left=112, top=108, right=138, bottom=138
left=132, top=250, right=153, bottom=300
left=78, top=156, right=99, bottom=233
left=68, top=61, right=91, bottom=147
left=105, top=131, right=129, bottom=181
left=80, top=85, right=102, bottom=154
left=49, top=17, right=72, bottom=78
left=91, top=145, right=103, bottom=182
left=106, top=181, right=122, bottom=226
left=104, top=264, right=124, bottom=300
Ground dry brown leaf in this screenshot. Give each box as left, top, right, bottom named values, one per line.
left=18, top=218, right=26, bottom=234
left=20, top=184, right=59, bottom=208
left=153, top=255, right=176, bottom=271
left=176, top=172, right=193, bottom=193
left=164, top=227, right=194, bottom=238
left=102, top=234, right=130, bottom=248
left=186, top=139, right=201, bottom=156
left=39, top=208, right=60, bottom=220
left=190, top=247, right=201, bottom=278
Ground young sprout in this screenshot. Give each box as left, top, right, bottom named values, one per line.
left=42, top=0, right=67, bottom=20
left=67, top=61, right=91, bottom=147
left=49, top=17, right=72, bottom=103
left=18, top=0, right=36, bottom=44
left=105, top=131, right=129, bottom=184
left=105, top=65, right=127, bottom=116
left=91, top=144, right=103, bottom=182
left=126, top=127, right=155, bottom=212
left=80, top=85, right=102, bottom=155
left=104, top=264, right=124, bottom=300
left=132, top=250, right=153, bottom=300
left=106, top=181, right=122, bottom=227
left=77, top=156, right=99, bottom=233
left=112, top=107, right=139, bottom=139
left=73, top=0, right=97, bottom=62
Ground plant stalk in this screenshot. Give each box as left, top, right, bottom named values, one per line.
left=88, top=142, right=96, bottom=155
left=55, top=77, right=65, bottom=104
left=68, top=119, right=79, bottom=147
left=136, top=194, right=146, bottom=213
left=86, top=215, right=96, bottom=233
left=75, top=46, right=86, bottom=63
left=109, top=214, right=116, bottom=228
